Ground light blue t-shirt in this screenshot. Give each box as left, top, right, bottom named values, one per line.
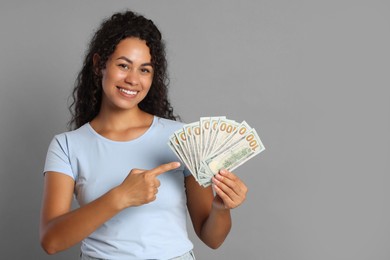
left=44, top=116, right=193, bottom=259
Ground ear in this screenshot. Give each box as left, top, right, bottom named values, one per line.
left=92, top=53, right=101, bottom=75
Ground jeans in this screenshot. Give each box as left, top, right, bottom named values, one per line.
left=80, top=250, right=196, bottom=260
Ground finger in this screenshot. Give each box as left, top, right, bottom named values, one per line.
left=148, top=162, right=181, bottom=177
left=220, top=170, right=248, bottom=193
left=150, top=179, right=160, bottom=190
left=130, top=168, right=146, bottom=175
left=214, top=171, right=243, bottom=196
left=213, top=184, right=235, bottom=209
left=219, top=169, right=238, bottom=181
left=213, top=178, right=247, bottom=209
left=213, top=170, right=248, bottom=203
left=213, top=176, right=241, bottom=200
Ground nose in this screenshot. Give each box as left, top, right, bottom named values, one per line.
left=125, top=69, right=139, bottom=86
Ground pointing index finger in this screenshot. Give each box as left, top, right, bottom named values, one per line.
left=149, top=162, right=181, bottom=177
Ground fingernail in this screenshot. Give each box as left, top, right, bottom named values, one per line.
left=173, top=162, right=181, bottom=167
left=220, top=169, right=227, bottom=175
left=215, top=173, right=223, bottom=180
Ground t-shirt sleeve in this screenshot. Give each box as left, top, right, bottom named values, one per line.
left=43, top=134, right=75, bottom=180
left=183, top=167, right=191, bottom=177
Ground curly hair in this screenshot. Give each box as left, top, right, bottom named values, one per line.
left=68, top=10, right=178, bottom=129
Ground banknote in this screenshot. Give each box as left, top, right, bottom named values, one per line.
left=168, top=117, right=265, bottom=187
left=202, top=128, right=264, bottom=176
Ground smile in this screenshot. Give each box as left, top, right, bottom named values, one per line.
left=118, top=87, right=138, bottom=95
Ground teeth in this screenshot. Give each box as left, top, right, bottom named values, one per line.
left=119, top=88, right=137, bottom=95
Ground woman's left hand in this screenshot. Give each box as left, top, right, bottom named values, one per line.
left=211, top=169, right=248, bottom=210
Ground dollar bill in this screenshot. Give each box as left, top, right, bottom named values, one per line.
left=173, top=128, right=196, bottom=176
left=203, top=116, right=225, bottom=158
left=200, top=117, right=211, bottom=159
left=168, top=117, right=265, bottom=187
left=208, top=118, right=239, bottom=156
left=168, top=134, right=196, bottom=178
left=212, top=120, right=251, bottom=155
left=183, top=122, right=200, bottom=173
left=202, top=128, right=265, bottom=177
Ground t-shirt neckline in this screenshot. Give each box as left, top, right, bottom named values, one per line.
left=85, top=116, right=157, bottom=144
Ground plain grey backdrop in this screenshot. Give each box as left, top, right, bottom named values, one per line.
left=0, top=0, right=389, bottom=259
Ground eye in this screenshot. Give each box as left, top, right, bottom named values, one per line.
left=118, top=64, right=129, bottom=70
left=140, top=67, right=153, bottom=75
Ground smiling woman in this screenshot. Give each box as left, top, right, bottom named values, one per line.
left=68, top=11, right=174, bottom=130
left=39, top=9, right=248, bottom=260
left=95, top=38, right=154, bottom=115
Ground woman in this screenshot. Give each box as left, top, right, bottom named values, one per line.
left=40, top=10, right=248, bottom=260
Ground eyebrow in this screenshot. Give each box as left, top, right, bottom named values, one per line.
left=116, top=56, right=153, bottom=67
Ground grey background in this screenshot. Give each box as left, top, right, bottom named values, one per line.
left=0, top=0, right=389, bottom=259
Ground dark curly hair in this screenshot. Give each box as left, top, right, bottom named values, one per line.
left=68, top=10, right=178, bottom=129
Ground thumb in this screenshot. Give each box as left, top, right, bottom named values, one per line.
left=130, top=168, right=146, bottom=175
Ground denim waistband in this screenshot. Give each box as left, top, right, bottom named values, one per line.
left=80, top=250, right=196, bottom=260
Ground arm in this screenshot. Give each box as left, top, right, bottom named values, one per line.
left=40, top=162, right=180, bottom=254
left=185, top=169, right=248, bottom=249
left=40, top=172, right=125, bottom=254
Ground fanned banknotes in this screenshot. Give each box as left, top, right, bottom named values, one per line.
left=168, top=116, right=265, bottom=187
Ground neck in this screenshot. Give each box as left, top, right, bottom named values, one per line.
left=91, top=106, right=153, bottom=132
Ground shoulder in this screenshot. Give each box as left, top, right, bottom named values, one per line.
left=144, top=117, right=185, bottom=143
left=155, top=117, right=184, bottom=127
left=50, top=124, right=92, bottom=148
left=154, top=117, right=184, bottom=132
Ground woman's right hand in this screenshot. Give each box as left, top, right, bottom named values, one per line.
left=115, top=161, right=181, bottom=209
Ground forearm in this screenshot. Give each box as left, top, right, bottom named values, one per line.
left=40, top=187, right=122, bottom=254
left=199, top=207, right=232, bottom=249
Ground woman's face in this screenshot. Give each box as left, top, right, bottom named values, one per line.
left=99, top=37, right=154, bottom=112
